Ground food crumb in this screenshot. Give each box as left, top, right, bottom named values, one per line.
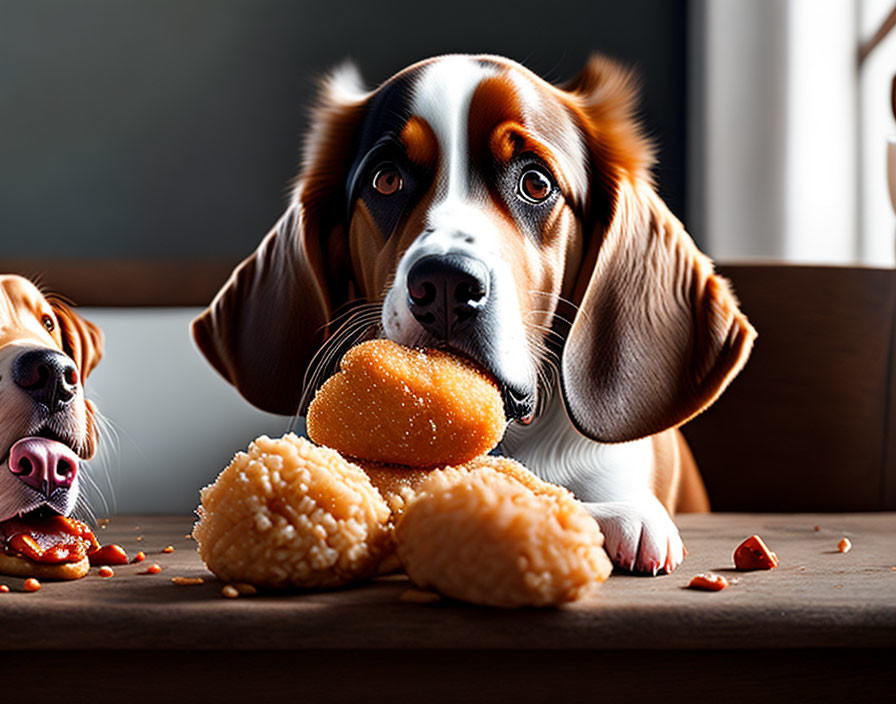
left=162, top=545, right=175, bottom=553
left=24, top=578, right=41, bottom=592
left=0, top=585, right=9, bottom=593
left=233, top=582, right=257, bottom=595
left=688, top=573, right=729, bottom=591
left=184, top=534, right=192, bottom=539
left=98, top=566, right=114, bottom=578
left=139, top=563, right=162, bottom=575
left=89, top=544, right=129, bottom=566
left=222, top=585, right=239, bottom=598
left=400, top=588, right=441, bottom=604
left=136, top=536, right=143, bottom=542
left=733, top=534, right=778, bottom=570
left=837, top=537, right=851, bottom=553
left=171, top=576, right=204, bottom=586
left=813, top=525, right=820, bottom=532
left=833, top=584, right=843, bottom=589
left=132, top=551, right=146, bottom=563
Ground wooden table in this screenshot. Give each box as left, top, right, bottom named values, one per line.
left=2, top=513, right=893, bottom=702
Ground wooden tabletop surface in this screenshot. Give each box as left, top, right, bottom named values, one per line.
left=1, top=512, right=894, bottom=651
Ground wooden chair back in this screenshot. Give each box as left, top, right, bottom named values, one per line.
left=683, top=265, right=896, bottom=512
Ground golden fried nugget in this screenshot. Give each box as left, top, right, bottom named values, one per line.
left=194, top=434, right=392, bottom=589
left=306, top=340, right=506, bottom=467
left=395, top=457, right=613, bottom=607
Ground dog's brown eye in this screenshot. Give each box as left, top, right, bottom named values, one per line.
left=42, top=314, right=55, bottom=332
left=519, top=168, right=552, bottom=203
left=373, top=166, right=402, bottom=196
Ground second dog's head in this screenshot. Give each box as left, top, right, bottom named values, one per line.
left=0, top=275, right=103, bottom=522
left=193, top=54, right=755, bottom=442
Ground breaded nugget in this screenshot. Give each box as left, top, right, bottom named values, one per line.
left=395, top=456, right=613, bottom=607
left=355, top=460, right=432, bottom=516
left=193, top=434, right=391, bottom=589
left=306, top=340, right=506, bottom=467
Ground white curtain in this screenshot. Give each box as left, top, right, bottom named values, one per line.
left=860, top=0, right=896, bottom=266
left=689, top=0, right=894, bottom=267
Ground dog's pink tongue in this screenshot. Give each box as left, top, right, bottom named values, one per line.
left=8, top=436, right=79, bottom=495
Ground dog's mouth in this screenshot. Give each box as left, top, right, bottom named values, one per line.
left=0, top=505, right=99, bottom=566
left=0, top=506, right=65, bottom=546
left=425, top=341, right=536, bottom=424
left=300, top=311, right=538, bottom=423
left=1, top=505, right=64, bottom=534
left=0, top=425, right=82, bottom=524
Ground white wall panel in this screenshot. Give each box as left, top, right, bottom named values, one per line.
left=79, top=308, right=292, bottom=516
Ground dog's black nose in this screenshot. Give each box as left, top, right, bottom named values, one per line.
left=406, top=253, right=490, bottom=340
left=12, top=349, right=79, bottom=414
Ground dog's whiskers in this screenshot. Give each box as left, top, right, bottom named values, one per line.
left=528, top=289, right=581, bottom=313
left=524, top=320, right=567, bottom=343
left=524, top=308, right=577, bottom=331
left=292, top=303, right=384, bottom=429
left=523, top=320, right=562, bottom=420
left=75, top=407, right=122, bottom=524
left=73, top=491, right=98, bottom=526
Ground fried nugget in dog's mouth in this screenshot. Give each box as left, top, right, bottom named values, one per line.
left=306, top=339, right=506, bottom=467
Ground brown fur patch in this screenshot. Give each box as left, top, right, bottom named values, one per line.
left=468, top=74, right=525, bottom=164
left=401, top=116, right=438, bottom=171
left=556, top=55, right=655, bottom=231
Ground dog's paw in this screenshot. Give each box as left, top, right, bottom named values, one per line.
left=584, top=499, right=685, bottom=575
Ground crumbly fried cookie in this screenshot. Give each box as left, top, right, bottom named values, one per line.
left=395, top=457, right=613, bottom=607
left=194, top=434, right=392, bottom=589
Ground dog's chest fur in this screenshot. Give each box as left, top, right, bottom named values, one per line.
left=501, top=388, right=655, bottom=504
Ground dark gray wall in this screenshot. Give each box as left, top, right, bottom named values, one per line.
left=0, top=0, right=687, bottom=259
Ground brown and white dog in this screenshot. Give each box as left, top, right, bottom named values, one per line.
left=0, top=275, right=103, bottom=524
left=193, top=54, right=756, bottom=574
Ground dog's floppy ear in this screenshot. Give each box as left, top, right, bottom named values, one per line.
left=50, top=299, right=104, bottom=459
left=191, top=64, right=369, bottom=415
left=50, top=299, right=104, bottom=380
left=560, top=57, right=756, bottom=443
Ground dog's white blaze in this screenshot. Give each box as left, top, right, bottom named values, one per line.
left=383, top=56, right=535, bottom=393
left=411, top=55, right=492, bottom=200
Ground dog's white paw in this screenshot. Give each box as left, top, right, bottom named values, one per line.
left=584, top=499, right=685, bottom=575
